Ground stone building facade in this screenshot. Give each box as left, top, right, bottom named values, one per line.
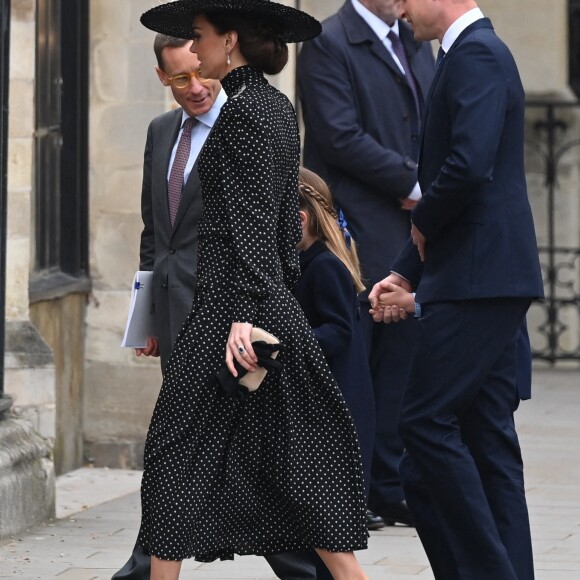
left=1, top=0, right=579, bottom=538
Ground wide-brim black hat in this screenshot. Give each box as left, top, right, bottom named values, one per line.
left=140, top=0, right=322, bottom=44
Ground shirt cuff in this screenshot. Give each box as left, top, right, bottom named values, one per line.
left=413, top=296, right=422, bottom=318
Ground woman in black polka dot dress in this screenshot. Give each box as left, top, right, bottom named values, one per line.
left=139, top=2, right=368, bottom=578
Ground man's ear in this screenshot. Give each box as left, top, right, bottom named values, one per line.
left=156, top=66, right=170, bottom=86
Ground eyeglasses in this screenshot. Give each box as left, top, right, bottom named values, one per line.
left=165, top=70, right=209, bottom=89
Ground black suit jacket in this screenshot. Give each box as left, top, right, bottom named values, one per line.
left=139, top=108, right=203, bottom=367
left=393, top=19, right=544, bottom=303
left=298, top=1, right=435, bottom=290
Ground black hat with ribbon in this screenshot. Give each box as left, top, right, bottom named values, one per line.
left=140, top=0, right=322, bottom=44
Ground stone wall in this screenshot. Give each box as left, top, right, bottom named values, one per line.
left=1, top=0, right=57, bottom=538
left=4, top=0, right=57, bottom=443
left=4, top=321, right=55, bottom=440
left=479, top=0, right=571, bottom=98
left=6, top=0, right=34, bottom=322
left=30, top=295, right=86, bottom=475
left=0, top=418, right=55, bottom=540
left=84, top=0, right=168, bottom=467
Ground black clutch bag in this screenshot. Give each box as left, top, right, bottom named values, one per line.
left=214, top=327, right=284, bottom=398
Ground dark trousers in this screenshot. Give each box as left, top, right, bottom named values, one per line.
left=359, top=307, right=417, bottom=507
left=399, top=299, right=534, bottom=580
left=111, top=545, right=330, bottom=580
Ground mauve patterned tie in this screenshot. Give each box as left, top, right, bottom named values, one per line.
left=388, top=30, right=421, bottom=123
left=168, top=117, right=195, bottom=226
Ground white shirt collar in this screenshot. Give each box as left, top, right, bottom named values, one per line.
left=351, top=0, right=399, bottom=40
left=180, top=87, right=227, bottom=129
left=441, top=7, right=484, bottom=53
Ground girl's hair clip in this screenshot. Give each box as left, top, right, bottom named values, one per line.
left=337, top=209, right=352, bottom=249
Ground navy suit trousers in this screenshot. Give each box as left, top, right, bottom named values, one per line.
left=398, top=298, right=534, bottom=580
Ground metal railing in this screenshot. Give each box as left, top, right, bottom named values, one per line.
left=525, top=100, right=580, bottom=362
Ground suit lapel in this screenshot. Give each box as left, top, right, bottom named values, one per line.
left=369, top=39, right=404, bottom=78
left=172, top=161, right=201, bottom=232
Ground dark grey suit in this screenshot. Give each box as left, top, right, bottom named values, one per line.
left=139, top=107, right=203, bottom=369
left=113, top=107, right=204, bottom=580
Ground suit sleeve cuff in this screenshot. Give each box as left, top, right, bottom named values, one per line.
left=390, top=270, right=413, bottom=286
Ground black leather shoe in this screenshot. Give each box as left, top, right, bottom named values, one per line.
left=112, top=545, right=150, bottom=579
left=366, top=509, right=386, bottom=531
left=372, top=500, right=414, bottom=527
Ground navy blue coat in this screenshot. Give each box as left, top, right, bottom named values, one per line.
left=298, top=1, right=435, bottom=290
left=294, top=241, right=374, bottom=494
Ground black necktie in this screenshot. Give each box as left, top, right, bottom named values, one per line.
left=435, top=46, right=445, bottom=71
left=387, top=30, right=421, bottom=123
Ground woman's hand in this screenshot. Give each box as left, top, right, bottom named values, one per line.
left=226, top=322, right=258, bottom=376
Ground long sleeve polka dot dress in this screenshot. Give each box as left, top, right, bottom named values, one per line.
left=137, top=65, right=368, bottom=563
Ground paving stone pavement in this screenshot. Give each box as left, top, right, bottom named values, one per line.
left=0, top=368, right=578, bottom=579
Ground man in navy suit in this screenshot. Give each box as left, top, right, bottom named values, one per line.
left=298, top=0, right=434, bottom=528
left=369, top=0, right=543, bottom=578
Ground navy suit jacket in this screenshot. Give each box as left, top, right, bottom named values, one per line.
left=298, top=1, right=435, bottom=291
left=393, top=19, right=544, bottom=303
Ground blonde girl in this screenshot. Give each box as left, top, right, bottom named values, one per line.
left=295, top=166, right=375, bottom=497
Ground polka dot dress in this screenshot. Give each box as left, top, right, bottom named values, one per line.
left=137, top=65, right=368, bottom=563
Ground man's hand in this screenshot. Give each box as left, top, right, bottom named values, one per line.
left=400, top=198, right=418, bottom=211
left=411, top=223, right=427, bottom=262
left=135, top=336, right=160, bottom=358
left=378, top=282, right=415, bottom=313
left=369, top=273, right=413, bottom=323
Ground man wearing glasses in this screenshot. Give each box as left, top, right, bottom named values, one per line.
left=112, top=33, right=225, bottom=579
left=132, top=34, right=226, bottom=371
